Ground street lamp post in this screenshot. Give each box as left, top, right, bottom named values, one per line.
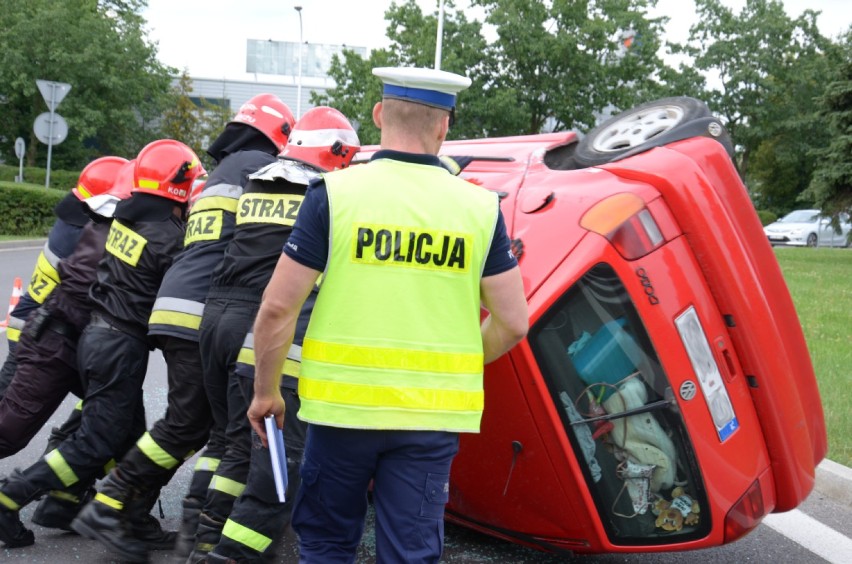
left=435, top=0, right=445, bottom=70
left=295, top=5, right=303, bottom=118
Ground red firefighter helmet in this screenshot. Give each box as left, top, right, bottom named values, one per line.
left=279, top=106, right=360, bottom=172
left=72, top=156, right=130, bottom=200
left=189, top=174, right=208, bottom=208
left=230, top=93, right=296, bottom=152
left=132, top=140, right=206, bottom=203
left=107, top=159, right=136, bottom=201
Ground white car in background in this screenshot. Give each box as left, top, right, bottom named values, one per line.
left=763, top=209, right=851, bottom=247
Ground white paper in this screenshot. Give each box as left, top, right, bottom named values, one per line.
left=265, top=416, right=288, bottom=503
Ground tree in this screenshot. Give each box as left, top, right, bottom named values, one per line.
left=472, top=0, right=695, bottom=133
left=161, top=71, right=203, bottom=153
left=313, top=0, right=505, bottom=144
left=159, top=70, right=232, bottom=171
left=0, top=0, right=175, bottom=171
left=680, top=0, right=834, bottom=210
left=315, top=0, right=698, bottom=144
left=801, top=29, right=852, bottom=223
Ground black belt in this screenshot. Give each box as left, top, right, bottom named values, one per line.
left=44, top=318, right=80, bottom=341
left=88, top=315, right=116, bottom=331
left=89, top=312, right=148, bottom=342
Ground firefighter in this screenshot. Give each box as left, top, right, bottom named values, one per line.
left=0, top=158, right=134, bottom=535
left=189, top=107, right=360, bottom=564
left=70, top=94, right=295, bottom=563
left=0, top=156, right=130, bottom=459
left=246, top=66, right=528, bottom=563
left=0, top=158, right=127, bottom=398
left=0, top=140, right=204, bottom=554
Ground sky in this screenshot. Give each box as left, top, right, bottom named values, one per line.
left=141, top=0, right=851, bottom=82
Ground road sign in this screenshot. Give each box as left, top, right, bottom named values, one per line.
left=14, top=138, right=25, bottom=183
left=33, top=112, right=68, bottom=145
left=36, top=80, right=71, bottom=112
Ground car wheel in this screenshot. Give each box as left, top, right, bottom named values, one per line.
left=574, top=97, right=731, bottom=167
left=806, top=233, right=818, bottom=247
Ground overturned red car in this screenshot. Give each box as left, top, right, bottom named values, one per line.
left=419, top=97, right=826, bottom=554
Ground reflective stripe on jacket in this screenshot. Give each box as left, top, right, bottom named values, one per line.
left=298, top=158, right=498, bottom=432
left=148, top=149, right=276, bottom=341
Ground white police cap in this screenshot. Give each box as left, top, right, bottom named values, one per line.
left=372, top=67, right=472, bottom=111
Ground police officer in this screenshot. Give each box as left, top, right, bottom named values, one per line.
left=0, top=140, right=205, bottom=554
left=194, top=107, right=360, bottom=564
left=0, top=159, right=127, bottom=397
left=247, top=67, right=528, bottom=563
left=70, top=94, right=296, bottom=563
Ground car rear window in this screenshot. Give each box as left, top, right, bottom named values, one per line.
left=529, top=263, right=710, bottom=545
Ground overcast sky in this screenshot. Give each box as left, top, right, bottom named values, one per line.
left=142, top=0, right=851, bottom=81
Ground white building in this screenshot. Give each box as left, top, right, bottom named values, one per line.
left=182, top=39, right=367, bottom=117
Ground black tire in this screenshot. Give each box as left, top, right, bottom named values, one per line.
left=806, top=233, right=818, bottom=247
left=575, top=97, right=718, bottom=168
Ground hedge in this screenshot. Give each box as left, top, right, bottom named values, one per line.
left=0, top=181, right=67, bottom=236
left=756, top=209, right=778, bottom=226
left=0, top=164, right=79, bottom=192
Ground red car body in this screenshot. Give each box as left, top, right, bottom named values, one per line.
left=357, top=120, right=826, bottom=553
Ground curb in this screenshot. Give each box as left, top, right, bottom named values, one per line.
left=0, top=238, right=45, bottom=251
left=814, top=459, right=852, bottom=508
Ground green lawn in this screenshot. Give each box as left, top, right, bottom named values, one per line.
left=774, top=247, right=852, bottom=467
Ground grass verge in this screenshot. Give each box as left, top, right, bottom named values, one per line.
left=774, top=247, right=852, bottom=467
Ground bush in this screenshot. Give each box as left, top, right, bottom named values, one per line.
left=0, top=181, right=66, bottom=236
left=0, top=164, right=79, bottom=192
left=756, top=209, right=778, bottom=226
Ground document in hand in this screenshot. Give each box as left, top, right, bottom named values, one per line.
left=265, top=416, right=288, bottom=502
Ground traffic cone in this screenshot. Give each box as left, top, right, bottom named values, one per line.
left=0, top=277, right=23, bottom=328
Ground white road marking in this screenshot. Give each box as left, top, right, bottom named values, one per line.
left=764, top=508, right=852, bottom=564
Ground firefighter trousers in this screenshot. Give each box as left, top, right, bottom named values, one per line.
left=0, top=340, right=18, bottom=399
left=118, top=335, right=218, bottom=492
left=212, top=383, right=306, bottom=562
left=198, top=295, right=260, bottom=525
left=0, top=323, right=147, bottom=509
left=60, top=323, right=148, bottom=488
left=0, top=324, right=85, bottom=458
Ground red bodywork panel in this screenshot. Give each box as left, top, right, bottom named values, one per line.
left=357, top=133, right=826, bottom=553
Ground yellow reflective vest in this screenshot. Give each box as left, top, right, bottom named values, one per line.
left=298, top=158, right=499, bottom=433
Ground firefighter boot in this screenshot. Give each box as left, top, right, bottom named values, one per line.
left=0, top=469, right=43, bottom=548
left=71, top=470, right=148, bottom=563
left=0, top=506, right=32, bottom=549
left=31, top=483, right=95, bottom=531
left=185, top=512, right=225, bottom=564
left=205, top=552, right=239, bottom=564
left=126, top=490, right=176, bottom=551
left=174, top=494, right=204, bottom=557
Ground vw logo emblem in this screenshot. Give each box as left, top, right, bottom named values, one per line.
left=679, top=380, right=697, bottom=401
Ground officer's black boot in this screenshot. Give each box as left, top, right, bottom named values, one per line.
left=31, top=483, right=95, bottom=531
left=126, top=489, right=176, bottom=551
left=0, top=469, right=44, bottom=548
left=71, top=469, right=148, bottom=563
left=185, top=512, right=225, bottom=564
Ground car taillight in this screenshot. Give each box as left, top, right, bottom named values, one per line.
left=580, top=193, right=664, bottom=259
left=724, top=479, right=766, bottom=543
